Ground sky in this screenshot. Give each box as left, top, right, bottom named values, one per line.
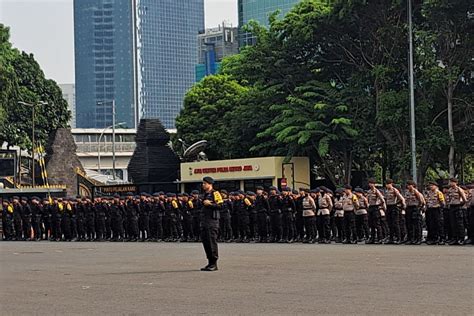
left=0, top=0, right=238, bottom=84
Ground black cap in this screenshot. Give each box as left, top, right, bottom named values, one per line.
left=191, top=190, right=199, bottom=195
left=152, top=192, right=160, bottom=197
left=449, top=178, right=458, bottom=183
left=247, top=191, right=256, bottom=196
left=269, top=186, right=277, bottom=191
left=203, top=176, right=214, bottom=184
left=368, top=178, right=376, bottom=184
left=354, top=187, right=364, bottom=193
left=113, top=194, right=120, bottom=198
left=220, top=189, right=228, bottom=195
left=406, top=180, right=416, bottom=186
left=335, top=188, right=344, bottom=194
left=126, top=192, right=134, bottom=196
left=428, top=181, right=438, bottom=187
left=344, top=184, right=352, bottom=190
left=256, top=186, right=264, bottom=191
left=292, top=189, right=299, bottom=194
left=282, top=187, right=291, bottom=192
left=12, top=196, right=19, bottom=200
left=386, top=179, right=394, bottom=184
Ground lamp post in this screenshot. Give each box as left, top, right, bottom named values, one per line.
left=97, top=121, right=125, bottom=175
left=97, top=100, right=119, bottom=179
left=407, top=0, right=417, bottom=183
left=18, top=101, right=47, bottom=187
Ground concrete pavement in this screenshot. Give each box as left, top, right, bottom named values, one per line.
left=1, top=241, right=473, bottom=315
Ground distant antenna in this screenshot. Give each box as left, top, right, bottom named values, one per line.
left=182, top=140, right=208, bottom=162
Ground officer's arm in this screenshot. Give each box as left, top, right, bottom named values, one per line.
left=459, top=188, right=467, bottom=205
left=395, top=189, right=406, bottom=208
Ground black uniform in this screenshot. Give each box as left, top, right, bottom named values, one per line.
left=200, top=190, right=222, bottom=266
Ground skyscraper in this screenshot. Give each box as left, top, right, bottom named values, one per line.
left=195, top=23, right=239, bottom=82
left=74, top=0, right=136, bottom=129
left=74, top=0, right=204, bottom=129
left=59, top=84, right=76, bottom=128
left=238, top=0, right=300, bottom=46
left=136, top=0, right=204, bottom=128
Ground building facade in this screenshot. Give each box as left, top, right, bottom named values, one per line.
left=136, top=0, right=204, bottom=128
left=195, top=22, right=238, bottom=82
left=74, top=0, right=136, bottom=129
left=59, top=84, right=76, bottom=128
left=180, top=156, right=310, bottom=193
left=74, top=0, right=204, bottom=130
left=238, top=0, right=300, bottom=46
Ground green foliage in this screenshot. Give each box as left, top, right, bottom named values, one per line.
left=175, top=0, right=473, bottom=185
left=0, top=24, right=71, bottom=150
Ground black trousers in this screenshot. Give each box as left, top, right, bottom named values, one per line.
left=257, top=213, right=268, bottom=240
left=192, top=216, right=200, bottom=240
left=303, top=216, right=315, bottom=240
left=356, top=214, right=369, bottom=240
left=426, top=207, right=443, bottom=242
left=282, top=212, right=294, bottom=241
left=368, top=206, right=382, bottom=241
left=111, top=216, right=124, bottom=239
left=449, top=206, right=465, bottom=241
left=317, top=214, right=330, bottom=241
left=295, top=214, right=304, bottom=240
left=219, top=215, right=232, bottom=240
left=386, top=205, right=400, bottom=241
left=343, top=211, right=357, bottom=241
left=270, top=212, right=282, bottom=241
left=334, top=216, right=344, bottom=241
left=406, top=206, right=422, bottom=242
left=201, top=220, right=219, bottom=264
left=239, top=215, right=250, bottom=240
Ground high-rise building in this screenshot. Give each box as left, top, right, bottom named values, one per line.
left=238, top=0, right=300, bottom=46
left=74, top=0, right=204, bottom=129
left=137, top=0, right=204, bottom=128
left=59, top=84, right=77, bottom=128
left=74, top=0, right=136, bottom=129
left=195, top=23, right=239, bottom=82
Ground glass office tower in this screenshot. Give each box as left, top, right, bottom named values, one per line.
left=74, top=0, right=204, bottom=129
left=136, top=0, right=204, bottom=129
left=238, top=0, right=300, bottom=46
left=74, top=0, right=136, bottom=129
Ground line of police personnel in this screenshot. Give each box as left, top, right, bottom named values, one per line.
left=2, top=178, right=473, bottom=246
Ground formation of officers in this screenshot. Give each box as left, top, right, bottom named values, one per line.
left=2, top=178, right=473, bottom=246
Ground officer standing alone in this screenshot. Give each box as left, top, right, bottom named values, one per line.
left=200, top=176, right=223, bottom=271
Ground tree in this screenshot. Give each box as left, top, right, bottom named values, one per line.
left=0, top=24, right=71, bottom=151
left=174, top=74, right=248, bottom=159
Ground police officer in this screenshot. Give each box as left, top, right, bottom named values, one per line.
left=446, top=178, right=467, bottom=245
left=255, top=186, right=269, bottom=243
left=11, top=196, right=23, bottom=240
left=191, top=190, right=202, bottom=242
left=219, top=190, right=233, bottom=242
left=281, top=187, right=295, bottom=243
left=342, top=185, right=359, bottom=244
left=404, top=180, right=425, bottom=245
left=354, top=188, right=369, bottom=242
left=30, top=196, right=42, bottom=241
left=268, top=186, right=283, bottom=243
left=2, top=199, right=14, bottom=240
left=333, top=188, right=345, bottom=243
left=424, top=181, right=446, bottom=245
left=384, top=179, right=406, bottom=244
left=110, top=194, right=124, bottom=241
left=200, top=177, right=222, bottom=272
left=317, top=187, right=333, bottom=243
left=21, top=197, right=32, bottom=240
left=366, top=179, right=385, bottom=244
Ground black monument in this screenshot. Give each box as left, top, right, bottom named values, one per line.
left=127, top=119, right=180, bottom=192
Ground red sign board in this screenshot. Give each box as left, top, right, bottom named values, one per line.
left=281, top=178, right=288, bottom=188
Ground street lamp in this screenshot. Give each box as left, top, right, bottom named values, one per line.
left=18, top=100, right=47, bottom=187
left=97, top=120, right=125, bottom=179
left=407, top=0, right=417, bottom=183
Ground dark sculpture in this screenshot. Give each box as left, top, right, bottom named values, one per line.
left=127, top=119, right=180, bottom=184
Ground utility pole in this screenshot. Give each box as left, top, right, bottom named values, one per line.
left=408, top=0, right=417, bottom=183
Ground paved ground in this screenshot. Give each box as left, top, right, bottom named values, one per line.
left=0, top=242, right=473, bottom=315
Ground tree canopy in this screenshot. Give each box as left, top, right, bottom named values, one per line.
left=176, top=0, right=473, bottom=185
left=0, top=24, right=71, bottom=151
